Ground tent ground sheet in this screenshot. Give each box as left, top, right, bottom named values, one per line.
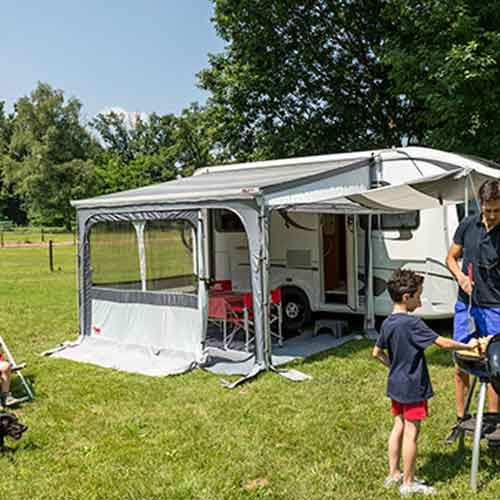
left=48, top=336, right=198, bottom=376
left=202, top=332, right=363, bottom=376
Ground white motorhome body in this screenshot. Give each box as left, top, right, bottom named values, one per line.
left=201, top=147, right=498, bottom=328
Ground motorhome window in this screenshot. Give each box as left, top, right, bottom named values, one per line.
left=361, top=212, right=420, bottom=231
left=89, top=221, right=141, bottom=289
left=456, top=200, right=480, bottom=222
left=213, top=209, right=245, bottom=232
left=144, top=220, right=196, bottom=292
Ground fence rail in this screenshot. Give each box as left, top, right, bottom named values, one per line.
left=0, top=227, right=75, bottom=248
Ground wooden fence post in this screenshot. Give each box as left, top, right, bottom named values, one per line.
left=49, top=240, right=54, bottom=272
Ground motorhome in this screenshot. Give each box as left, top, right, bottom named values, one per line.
left=60, top=146, right=500, bottom=375
left=201, top=147, right=497, bottom=332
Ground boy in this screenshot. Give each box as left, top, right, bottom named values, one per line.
left=373, top=269, right=478, bottom=496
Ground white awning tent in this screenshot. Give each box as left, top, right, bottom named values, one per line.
left=48, top=147, right=500, bottom=377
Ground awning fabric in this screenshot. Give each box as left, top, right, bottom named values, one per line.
left=286, top=169, right=496, bottom=213
left=72, top=158, right=368, bottom=209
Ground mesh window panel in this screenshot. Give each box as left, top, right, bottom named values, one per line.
left=145, top=220, right=196, bottom=292
left=90, top=221, right=141, bottom=289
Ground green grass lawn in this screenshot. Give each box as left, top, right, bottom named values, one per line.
left=0, top=246, right=499, bottom=499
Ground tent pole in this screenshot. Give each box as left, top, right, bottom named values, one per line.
left=363, top=214, right=376, bottom=336
left=465, top=176, right=469, bottom=217
left=197, top=211, right=208, bottom=353
left=260, top=203, right=272, bottom=369
left=133, top=222, right=147, bottom=291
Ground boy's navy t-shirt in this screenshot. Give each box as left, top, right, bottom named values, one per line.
left=376, top=313, right=438, bottom=404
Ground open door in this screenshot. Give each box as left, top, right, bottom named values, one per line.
left=322, top=214, right=358, bottom=309
left=322, top=214, right=347, bottom=304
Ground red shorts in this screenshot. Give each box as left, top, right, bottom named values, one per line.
left=391, top=400, right=429, bottom=420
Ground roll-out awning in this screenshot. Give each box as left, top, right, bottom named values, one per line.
left=279, top=168, right=496, bottom=213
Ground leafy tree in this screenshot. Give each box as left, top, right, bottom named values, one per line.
left=382, top=0, right=500, bottom=161
left=2, top=83, right=98, bottom=229
left=0, top=102, right=26, bottom=224
left=92, top=104, right=221, bottom=190
left=173, top=103, right=222, bottom=175
left=199, top=0, right=406, bottom=161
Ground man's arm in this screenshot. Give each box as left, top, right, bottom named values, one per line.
left=372, top=345, right=390, bottom=367
left=445, top=242, right=472, bottom=295
left=434, top=336, right=478, bottom=351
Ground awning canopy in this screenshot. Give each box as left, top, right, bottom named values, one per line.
left=72, top=158, right=369, bottom=209
left=282, top=168, right=496, bottom=213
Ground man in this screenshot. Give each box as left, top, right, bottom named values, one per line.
left=445, top=179, right=500, bottom=443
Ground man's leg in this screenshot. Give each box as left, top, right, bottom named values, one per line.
left=0, top=361, right=11, bottom=395
left=0, top=361, right=11, bottom=407
left=487, top=384, right=500, bottom=412
left=388, top=414, right=404, bottom=478
left=455, top=366, right=470, bottom=418
left=402, top=419, right=420, bottom=486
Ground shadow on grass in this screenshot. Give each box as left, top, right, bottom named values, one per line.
left=286, top=336, right=372, bottom=368
left=420, top=442, right=500, bottom=488
left=11, top=372, right=36, bottom=401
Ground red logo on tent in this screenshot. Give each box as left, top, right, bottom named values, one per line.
left=93, top=326, right=102, bottom=334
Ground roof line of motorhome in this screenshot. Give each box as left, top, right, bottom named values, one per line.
left=193, top=147, right=409, bottom=176
left=260, top=158, right=370, bottom=194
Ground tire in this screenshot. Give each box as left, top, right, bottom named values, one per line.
left=281, top=286, right=311, bottom=335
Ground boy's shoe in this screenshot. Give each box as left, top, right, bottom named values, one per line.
left=384, top=473, right=403, bottom=488
left=399, top=483, right=436, bottom=496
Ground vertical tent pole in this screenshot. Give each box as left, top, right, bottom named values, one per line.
left=133, top=221, right=147, bottom=291
left=260, top=203, right=272, bottom=368
left=197, top=211, right=208, bottom=352
left=465, top=176, right=469, bottom=218
left=363, top=214, right=376, bottom=333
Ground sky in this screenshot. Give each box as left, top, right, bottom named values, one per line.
left=1, top=0, right=225, bottom=122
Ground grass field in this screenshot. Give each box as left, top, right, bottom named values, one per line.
left=0, top=246, right=499, bottom=499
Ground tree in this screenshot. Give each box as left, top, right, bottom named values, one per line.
left=0, top=102, right=26, bottom=224
left=382, top=0, right=500, bottom=161
left=199, top=0, right=407, bottom=161
left=92, top=104, right=221, bottom=190
left=2, top=83, right=98, bottom=229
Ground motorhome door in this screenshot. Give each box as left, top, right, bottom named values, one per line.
left=321, top=214, right=357, bottom=309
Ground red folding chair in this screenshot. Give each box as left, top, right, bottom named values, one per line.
left=224, top=292, right=254, bottom=351
left=210, top=279, right=232, bottom=293
left=270, top=288, right=283, bottom=346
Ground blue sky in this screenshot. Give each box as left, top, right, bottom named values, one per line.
left=1, top=1, right=225, bottom=121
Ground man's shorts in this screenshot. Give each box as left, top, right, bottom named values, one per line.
left=391, top=400, right=428, bottom=420
left=453, top=300, right=500, bottom=343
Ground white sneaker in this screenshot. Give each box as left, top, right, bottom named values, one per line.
left=384, top=473, right=403, bottom=488
left=400, top=483, right=437, bottom=496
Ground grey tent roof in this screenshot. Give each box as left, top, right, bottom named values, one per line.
left=72, top=158, right=367, bottom=209
left=72, top=146, right=500, bottom=211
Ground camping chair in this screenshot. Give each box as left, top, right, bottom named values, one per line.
left=0, top=336, right=34, bottom=403
left=223, top=292, right=254, bottom=352
left=270, top=288, right=283, bottom=347
left=210, top=279, right=232, bottom=293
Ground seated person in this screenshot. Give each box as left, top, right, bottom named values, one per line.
left=0, top=356, right=21, bottom=408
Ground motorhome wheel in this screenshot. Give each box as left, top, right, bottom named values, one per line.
left=281, top=287, right=311, bottom=335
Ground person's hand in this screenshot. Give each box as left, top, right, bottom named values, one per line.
left=458, top=273, right=473, bottom=295
left=467, top=338, right=479, bottom=351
